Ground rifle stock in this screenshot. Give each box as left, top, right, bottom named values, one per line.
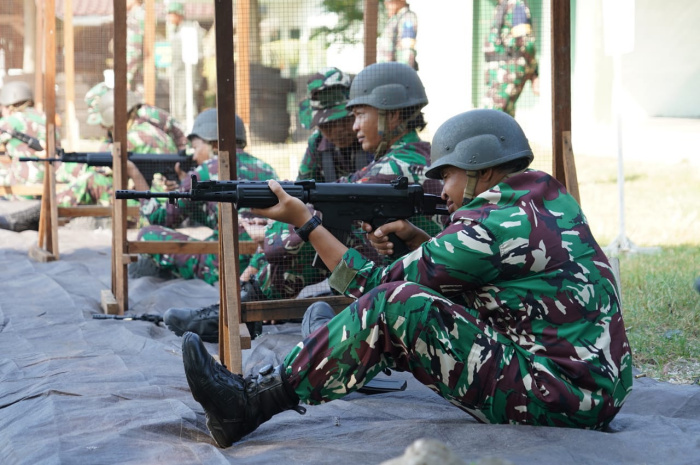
left=117, top=175, right=447, bottom=256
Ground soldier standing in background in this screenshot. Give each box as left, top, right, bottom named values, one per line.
left=377, top=0, right=419, bottom=71
left=482, top=0, right=539, bottom=117
left=166, top=1, right=206, bottom=127
left=126, top=0, right=145, bottom=92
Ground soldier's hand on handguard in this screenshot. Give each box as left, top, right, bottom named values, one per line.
left=126, top=160, right=149, bottom=191
left=250, top=180, right=313, bottom=228
left=362, top=219, right=431, bottom=256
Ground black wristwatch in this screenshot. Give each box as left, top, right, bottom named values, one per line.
left=294, top=216, right=322, bottom=242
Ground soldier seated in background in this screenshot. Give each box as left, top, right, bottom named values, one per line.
left=131, top=109, right=277, bottom=338
left=181, top=108, right=633, bottom=448
left=162, top=63, right=444, bottom=343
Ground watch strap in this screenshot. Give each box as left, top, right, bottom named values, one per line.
left=294, top=215, right=322, bottom=242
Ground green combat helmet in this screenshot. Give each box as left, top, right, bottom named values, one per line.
left=345, top=61, right=428, bottom=157
left=298, top=67, right=352, bottom=130
left=426, top=109, right=533, bottom=204
left=0, top=81, right=33, bottom=107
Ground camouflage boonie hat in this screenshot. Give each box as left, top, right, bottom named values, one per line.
left=298, top=67, right=352, bottom=130
left=85, top=82, right=112, bottom=126
left=166, top=1, right=185, bottom=15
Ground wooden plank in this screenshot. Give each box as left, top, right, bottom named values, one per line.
left=0, top=184, right=46, bottom=196
left=126, top=239, right=257, bottom=256
left=57, top=205, right=138, bottom=218
left=143, top=0, right=156, bottom=105
left=550, top=1, right=572, bottom=186
left=112, top=0, right=129, bottom=315
left=29, top=243, right=57, bottom=262
left=242, top=296, right=354, bottom=323
left=364, top=0, right=379, bottom=66
left=562, top=131, right=580, bottom=206
left=235, top=0, right=250, bottom=124
left=100, top=289, right=120, bottom=315
left=215, top=0, right=243, bottom=372
left=42, top=1, right=60, bottom=260
left=63, top=0, right=78, bottom=150
left=34, top=4, right=43, bottom=111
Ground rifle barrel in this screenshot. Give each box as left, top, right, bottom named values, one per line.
left=114, top=190, right=192, bottom=200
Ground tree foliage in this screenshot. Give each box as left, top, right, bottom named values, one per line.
left=311, top=0, right=380, bottom=45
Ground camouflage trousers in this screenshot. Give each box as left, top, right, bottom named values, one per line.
left=285, top=281, right=615, bottom=430
left=137, top=225, right=220, bottom=285
left=482, top=60, right=530, bottom=117
left=55, top=170, right=114, bottom=207
left=137, top=225, right=255, bottom=284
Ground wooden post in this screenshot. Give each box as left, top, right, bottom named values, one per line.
left=32, top=0, right=60, bottom=262
left=143, top=0, right=156, bottom=105
left=550, top=0, right=572, bottom=187
left=215, top=0, right=247, bottom=372
left=63, top=0, right=77, bottom=151
left=364, top=0, right=379, bottom=67
left=235, top=0, right=251, bottom=125
left=111, top=0, right=129, bottom=315
left=34, top=0, right=44, bottom=111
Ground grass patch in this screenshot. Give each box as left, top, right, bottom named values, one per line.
left=619, top=246, right=700, bottom=383
left=575, top=154, right=700, bottom=383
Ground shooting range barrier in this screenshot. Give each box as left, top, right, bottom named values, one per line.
left=6, top=0, right=579, bottom=373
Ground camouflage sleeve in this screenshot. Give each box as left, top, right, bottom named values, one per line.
left=297, top=132, right=323, bottom=181
left=329, top=218, right=501, bottom=298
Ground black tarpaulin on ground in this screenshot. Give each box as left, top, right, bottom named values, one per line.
left=1, top=226, right=699, bottom=465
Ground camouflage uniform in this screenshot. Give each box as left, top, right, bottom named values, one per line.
left=137, top=150, right=278, bottom=284
left=482, top=0, right=538, bottom=117
left=55, top=98, right=184, bottom=207
left=284, top=169, right=633, bottom=430
left=256, top=131, right=443, bottom=300
left=377, top=5, right=419, bottom=71
left=126, top=3, right=145, bottom=91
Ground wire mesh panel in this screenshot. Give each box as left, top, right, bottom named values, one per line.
left=1, top=0, right=558, bottom=323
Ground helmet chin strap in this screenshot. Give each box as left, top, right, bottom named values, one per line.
left=374, top=108, right=422, bottom=160
left=462, top=170, right=479, bottom=206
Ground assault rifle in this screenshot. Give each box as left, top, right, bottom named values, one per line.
left=0, top=127, right=43, bottom=151
left=116, top=175, right=448, bottom=256
left=18, top=148, right=195, bottom=186
left=92, top=313, right=163, bottom=326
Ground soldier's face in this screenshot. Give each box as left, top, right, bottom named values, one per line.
left=440, top=166, right=468, bottom=213
left=318, top=117, right=356, bottom=149
left=190, top=137, right=213, bottom=165
left=351, top=105, right=381, bottom=152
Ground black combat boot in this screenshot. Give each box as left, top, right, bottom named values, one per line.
left=163, top=303, right=220, bottom=342
left=182, top=332, right=306, bottom=447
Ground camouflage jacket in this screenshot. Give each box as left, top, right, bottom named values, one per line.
left=0, top=108, right=75, bottom=185
left=297, top=130, right=373, bottom=182
left=484, top=0, right=538, bottom=77
left=330, top=169, right=633, bottom=420
left=126, top=4, right=145, bottom=88
left=130, top=104, right=188, bottom=151
left=377, top=6, right=419, bottom=70
left=257, top=130, right=444, bottom=299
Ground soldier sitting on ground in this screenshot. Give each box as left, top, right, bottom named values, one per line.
left=181, top=108, right=634, bottom=448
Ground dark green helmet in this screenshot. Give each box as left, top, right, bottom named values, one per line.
left=188, top=108, right=218, bottom=142
left=425, top=109, right=533, bottom=180
left=188, top=109, right=247, bottom=148
left=346, top=62, right=427, bottom=111
left=97, top=89, right=142, bottom=128
left=0, top=81, right=33, bottom=107
left=235, top=114, right=246, bottom=148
